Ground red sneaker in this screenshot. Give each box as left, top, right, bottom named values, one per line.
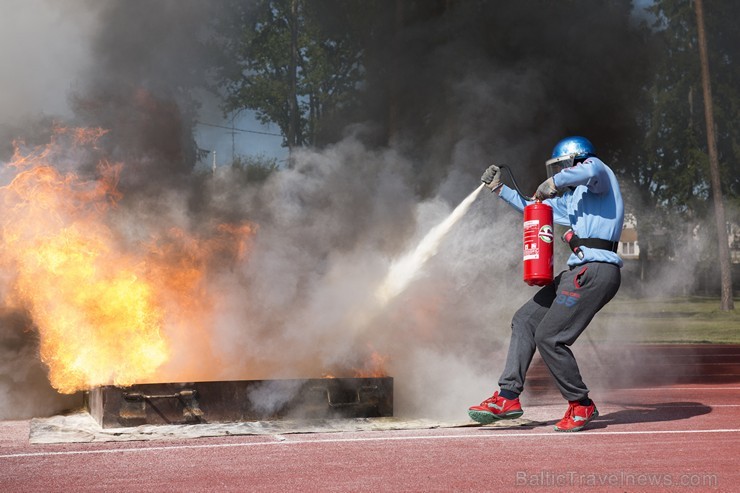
left=468, top=391, right=524, bottom=424
left=554, top=401, right=599, bottom=432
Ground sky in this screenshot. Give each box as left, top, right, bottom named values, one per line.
left=192, top=103, right=288, bottom=168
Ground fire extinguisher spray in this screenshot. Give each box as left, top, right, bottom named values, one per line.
left=522, top=200, right=554, bottom=286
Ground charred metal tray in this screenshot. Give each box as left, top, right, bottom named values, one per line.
left=86, top=377, right=393, bottom=428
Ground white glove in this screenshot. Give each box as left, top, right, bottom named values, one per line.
left=534, top=177, right=559, bottom=200
left=481, top=164, right=503, bottom=192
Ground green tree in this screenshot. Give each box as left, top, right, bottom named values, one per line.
left=624, top=0, right=739, bottom=298
left=231, top=154, right=280, bottom=184
left=648, top=0, right=739, bottom=207
left=211, top=0, right=372, bottom=150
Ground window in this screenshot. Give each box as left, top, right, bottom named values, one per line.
left=621, top=242, right=636, bottom=255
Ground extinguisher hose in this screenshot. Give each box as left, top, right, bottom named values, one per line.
left=498, top=165, right=532, bottom=201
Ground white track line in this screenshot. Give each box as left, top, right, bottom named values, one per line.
left=2, top=428, right=740, bottom=460
left=603, top=404, right=740, bottom=408
left=613, top=387, right=740, bottom=391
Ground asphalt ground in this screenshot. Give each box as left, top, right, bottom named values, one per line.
left=1, top=345, right=739, bottom=492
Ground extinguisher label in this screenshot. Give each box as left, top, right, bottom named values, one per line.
left=523, top=219, right=540, bottom=260
left=539, top=224, right=554, bottom=243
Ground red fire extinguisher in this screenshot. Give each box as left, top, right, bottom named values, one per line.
left=523, top=200, right=554, bottom=286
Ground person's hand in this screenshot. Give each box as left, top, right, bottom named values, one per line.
left=534, top=177, right=559, bottom=200
left=481, top=164, right=502, bottom=192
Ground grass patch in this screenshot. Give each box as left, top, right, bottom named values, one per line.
left=587, top=295, right=740, bottom=344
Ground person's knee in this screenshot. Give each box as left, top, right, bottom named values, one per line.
left=533, top=330, right=553, bottom=350
left=535, top=328, right=580, bottom=351
left=511, top=308, right=534, bottom=336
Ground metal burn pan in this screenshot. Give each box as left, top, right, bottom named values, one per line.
left=86, top=377, right=393, bottom=428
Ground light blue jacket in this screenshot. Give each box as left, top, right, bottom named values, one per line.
left=498, top=157, right=624, bottom=267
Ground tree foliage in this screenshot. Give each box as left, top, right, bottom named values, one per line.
left=231, top=154, right=280, bottom=184
left=210, top=0, right=375, bottom=149
left=208, top=0, right=739, bottom=227
left=637, top=0, right=740, bottom=215
left=609, top=0, right=739, bottom=282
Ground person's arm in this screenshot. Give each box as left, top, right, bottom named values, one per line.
left=552, top=158, right=610, bottom=194
left=498, top=184, right=531, bottom=213
left=481, top=164, right=531, bottom=213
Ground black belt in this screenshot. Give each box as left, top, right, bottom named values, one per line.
left=569, top=236, right=619, bottom=253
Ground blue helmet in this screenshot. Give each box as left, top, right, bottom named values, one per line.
left=545, top=136, right=596, bottom=178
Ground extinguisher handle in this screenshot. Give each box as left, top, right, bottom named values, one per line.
left=562, top=229, right=585, bottom=260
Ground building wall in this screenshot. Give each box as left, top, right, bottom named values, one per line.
left=618, top=226, right=639, bottom=260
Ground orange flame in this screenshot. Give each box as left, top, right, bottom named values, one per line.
left=0, top=128, right=254, bottom=393
left=353, top=346, right=389, bottom=378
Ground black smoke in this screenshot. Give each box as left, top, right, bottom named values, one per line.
left=52, top=0, right=654, bottom=204
left=68, top=0, right=215, bottom=195
left=355, top=0, right=652, bottom=196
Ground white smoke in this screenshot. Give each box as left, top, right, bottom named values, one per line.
left=187, top=136, right=530, bottom=420
left=0, top=74, right=539, bottom=423
left=0, top=0, right=99, bottom=122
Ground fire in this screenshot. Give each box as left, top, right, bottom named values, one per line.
left=0, top=128, right=254, bottom=393
left=353, top=346, right=389, bottom=378
left=140, top=222, right=254, bottom=382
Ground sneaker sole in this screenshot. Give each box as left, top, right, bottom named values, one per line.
left=468, top=409, right=524, bottom=425
left=553, top=408, right=599, bottom=432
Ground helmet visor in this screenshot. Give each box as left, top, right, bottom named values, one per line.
left=545, top=154, right=575, bottom=179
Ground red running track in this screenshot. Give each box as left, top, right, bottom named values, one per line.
left=1, top=345, right=739, bottom=492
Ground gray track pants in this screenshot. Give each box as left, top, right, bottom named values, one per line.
left=498, top=261, right=621, bottom=401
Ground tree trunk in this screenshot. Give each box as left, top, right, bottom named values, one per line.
left=288, top=0, right=300, bottom=156
left=636, top=221, right=650, bottom=297
left=694, top=0, right=734, bottom=310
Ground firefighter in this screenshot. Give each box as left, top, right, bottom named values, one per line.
left=470, top=136, right=624, bottom=432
